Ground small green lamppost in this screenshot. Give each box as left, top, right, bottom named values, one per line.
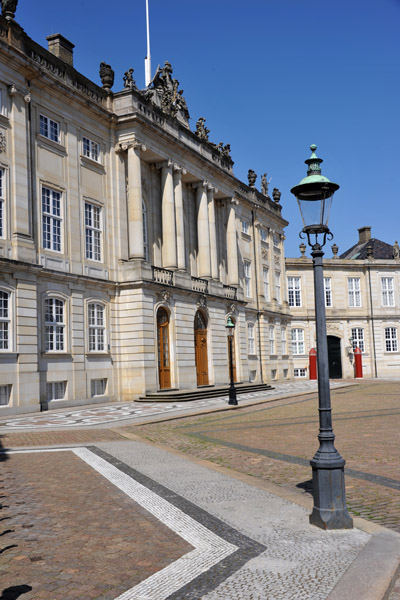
left=226, top=316, right=238, bottom=406
left=291, top=145, right=353, bottom=530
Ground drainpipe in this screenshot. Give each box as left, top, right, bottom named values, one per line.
left=252, top=208, right=264, bottom=383
left=367, top=263, right=378, bottom=378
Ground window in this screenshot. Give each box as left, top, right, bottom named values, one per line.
left=271, top=369, right=277, bottom=380
left=85, top=202, right=102, bottom=261
left=291, top=328, right=305, bottom=355
left=88, top=303, right=105, bottom=352
left=241, top=220, right=249, bottom=235
left=348, top=277, right=361, bottom=307
left=275, top=271, right=281, bottom=303
left=351, top=328, right=365, bottom=352
left=0, top=290, right=10, bottom=350
left=0, top=385, right=11, bottom=405
left=385, top=327, right=398, bottom=352
left=287, top=276, right=301, bottom=307
left=294, top=368, right=307, bottom=378
left=143, top=200, right=149, bottom=261
left=82, top=136, right=100, bottom=162
left=381, top=277, right=394, bottom=307
left=273, top=232, right=280, bottom=249
left=281, top=327, right=287, bottom=354
left=42, top=187, right=62, bottom=252
left=324, top=277, right=332, bottom=307
left=39, top=114, right=60, bottom=142
left=46, top=381, right=66, bottom=402
left=263, top=267, right=269, bottom=300
left=244, top=261, right=251, bottom=297
left=269, top=325, right=275, bottom=354
left=91, top=378, right=107, bottom=397
left=260, top=227, right=268, bottom=243
left=248, top=322, right=255, bottom=354
left=0, top=168, right=4, bottom=238
left=44, top=298, right=65, bottom=352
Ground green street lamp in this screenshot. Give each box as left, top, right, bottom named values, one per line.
left=291, top=145, right=353, bottom=530
left=225, top=316, right=238, bottom=406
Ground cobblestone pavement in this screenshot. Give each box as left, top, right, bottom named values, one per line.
left=0, top=381, right=346, bottom=431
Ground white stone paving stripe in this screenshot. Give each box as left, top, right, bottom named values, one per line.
left=6, top=447, right=238, bottom=600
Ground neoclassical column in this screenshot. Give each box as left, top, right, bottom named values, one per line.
left=207, top=185, right=219, bottom=280
left=158, top=160, right=177, bottom=269
left=227, top=199, right=239, bottom=286
left=193, top=182, right=211, bottom=279
left=173, top=165, right=186, bottom=271
left=117, top=138, right=146, bottom=260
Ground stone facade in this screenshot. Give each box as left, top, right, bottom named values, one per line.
left=0, top=15, right=290, bottom=414
left=286, top=227, right=400, bottom=380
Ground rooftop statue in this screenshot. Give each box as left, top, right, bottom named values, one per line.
left=272, top=188, right=281, bottom=203
left=195, top=117, right=210, bottom=141
left=123, top=68, right=137, bottom=90
left=99, top=62, right=114, bottom=91
left=261, top=173, right=269, bottom=196
left=393, top=241, right=400, bottom=259
left=144, top=61, right=190, bottom=121
left=1, top=0, right=18, bottom=20
left=248, top=169, right=257, bottom=188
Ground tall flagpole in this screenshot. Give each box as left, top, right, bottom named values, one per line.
left=144, top=0, right=152, bottom=86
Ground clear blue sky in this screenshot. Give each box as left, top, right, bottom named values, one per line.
left=17, top=0, right=400, bottom=257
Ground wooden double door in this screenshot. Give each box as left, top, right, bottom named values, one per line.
left=194, top=311, right=209, bottom=386
left=157, top=308, right=171, bottom=389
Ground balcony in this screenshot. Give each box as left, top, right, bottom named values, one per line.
left=223, top=285, right=237, bottom=300
left=152, top=266, right=174, bottom=285
left=191, top=276, right=208, bottom=294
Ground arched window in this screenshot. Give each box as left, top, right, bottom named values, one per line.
left=44, top=297, right=65, bottom=352
left=88, top=303, right=105, bottom=352
left=0, top=290, right=11, bottom=351
left=143, top=200, right=149, bottom=261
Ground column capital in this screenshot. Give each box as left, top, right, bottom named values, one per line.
left=207, top=184, right=218, bottom=195
left=173, top=164, right=187, bottom=175
left=115, top=137, right=146, bottom=153
left=155, top=159, right=174, bottom=170
left=231, top=197, right=240, bottom=206
left=192, top=181, right=208, bottom=191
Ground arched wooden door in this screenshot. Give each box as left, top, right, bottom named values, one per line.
left=194, top=310, right=209, bottom=386
left=157, top=308, right=171, bottom=389
left=227, top=324, right=237, bottom=383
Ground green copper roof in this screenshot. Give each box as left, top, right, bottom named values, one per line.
left=291, top=144, right=339, bottom=197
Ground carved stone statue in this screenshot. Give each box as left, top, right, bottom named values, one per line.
left=272, top=188, right=281, bottom=203
left=222, top=144, right=231, bottom=158
left=393, top=241, right=400, bottom=259
left=195, top=117, right=210, bottom=141
left=248, top=169, right=257, bottom=187
left=143, top=61, right=189, bottom=121
left=1, top=0, right=18, bottom=20
left=331, top=243, right=339, bottom=258
left=99, top=62, right=114, bottom=91
left=261, top=173, right=269, bottom=196
left=123, top=68, right=137, bottom=90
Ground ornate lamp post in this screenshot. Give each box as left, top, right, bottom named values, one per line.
left=226, top=316, right=238, bottom=406
left=291, top=145, right=353, bottom=529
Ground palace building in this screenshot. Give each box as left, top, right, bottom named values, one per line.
left=0, top=5, right=291, bottom=414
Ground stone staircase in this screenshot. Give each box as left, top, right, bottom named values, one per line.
left=137, top=382, right=274, bottom=402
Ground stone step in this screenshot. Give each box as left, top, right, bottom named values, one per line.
left=137, top=383, right=274, bottom=402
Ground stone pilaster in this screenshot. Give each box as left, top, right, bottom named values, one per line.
left=227, top=199, right=239, bottom=286
left=207, top=185, right=219, bottom=280
left=193, top=182, right=211, bottom=279
left=173, top=165, right=186, bottom=271
left=158, top=160, right=177, bottom=269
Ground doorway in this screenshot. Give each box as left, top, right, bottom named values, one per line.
left=327, top=335, right=342, bottom=379
left=194, top=310, right=209, bottom=386
left=227, top=323, right=237, bottom=383
left=157, top=308, right=171, bottom=389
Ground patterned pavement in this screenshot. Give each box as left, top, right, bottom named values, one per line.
left=0, top=381, right=348, bottom=431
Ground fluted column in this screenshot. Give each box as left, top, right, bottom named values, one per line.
left=227, top=199, right=239, bottom=285
left=158, top=160, right=177, bottom=269
left=194, top=182, right=211, bottom=279
left=118, top=139, right=146, bottom=260
left=208, top=185, right=219, bottom=280
left=173, top=165, right=186, bottom=271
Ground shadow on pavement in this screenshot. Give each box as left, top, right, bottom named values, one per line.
left=296, top=479, right=313, bottom=495
left=0, top=586, right=33, bottom=599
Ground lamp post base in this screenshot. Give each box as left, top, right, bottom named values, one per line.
left=309, top=462, right=353, bottom=530
left=228, top=386, right=238, bottom=406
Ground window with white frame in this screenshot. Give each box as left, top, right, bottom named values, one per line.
left=351, top=328, right=365, bottom=352
left=88, top=303, right=105, bottom=352
left=0, top=290, right=10, bottom=350
left=281, top=327, right=287, bottom=354
left=269, top=325, right=275, bottom=354
left=291, top=328, right=305, bottom=355
left=247, top=322, right=255, bottom=354
left=241, top=220, right=249, bottom=235
left=85, top=202, right=102, bottom=261
left=348, top=277, right=361, bottom=307
left=82, top=136, right=100, bottom=162
left=44, top=298, right=65, bottom=352
left=324, top=277, right=332, bottom=307
left=275, top=271, right=281, bottom=303
left=244, top=261, right=252, bottom=297
left=263, top=267, right=269, bottom=300
left=42, top=187, right=62, bottom=252
left=273, top=232, right=280, bottom=249
left=46, top=381, right=66, bottom=402
left=287, top=276, right=301, bottom=307
left=381, top=277, right=394, bottom=307
left=39, top=114, right=60, bottom=143
left=0, top=384, right=11, bottom=405
left=91, top=378, right=107, bottom=397
left=385, top=327, right=398, bottom=352
left=143, top=200, right=149, bottom=261
left=260, top=227, right=268, bottom=243
left=0, top=168, right=5, bottom=238
left=294, top=367, right=307, bottom=378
